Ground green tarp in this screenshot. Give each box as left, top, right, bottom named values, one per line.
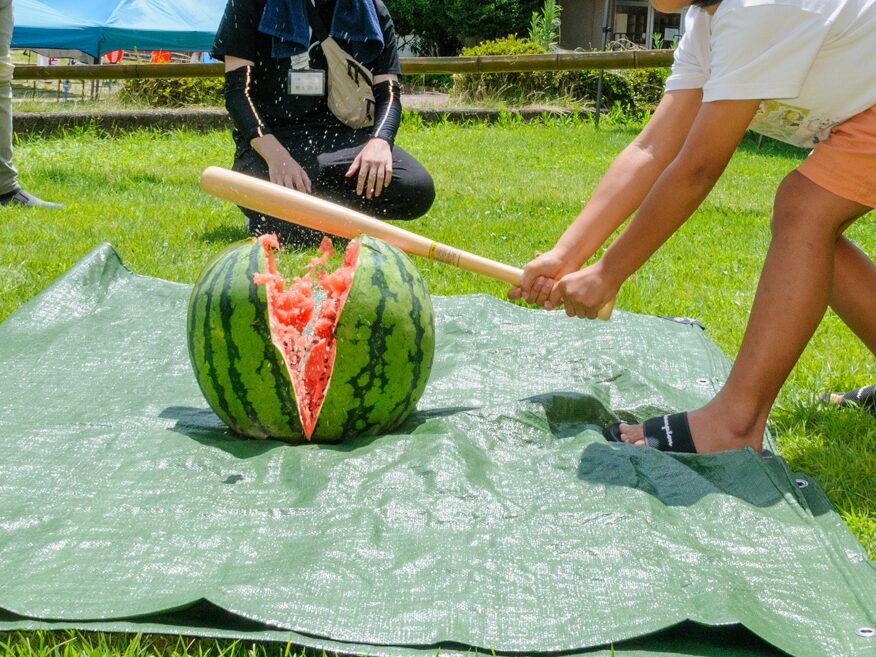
left=0, top=243, right=873, bottom=657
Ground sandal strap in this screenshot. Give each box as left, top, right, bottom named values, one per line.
left=641, top=412, right=697, bottom=453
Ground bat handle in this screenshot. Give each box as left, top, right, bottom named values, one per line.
left=441, top=245, right=614, bottom=321
left=597, top=298, right=616, bottom=321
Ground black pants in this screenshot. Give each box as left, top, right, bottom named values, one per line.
left=232, top=123, right=435, bottom=247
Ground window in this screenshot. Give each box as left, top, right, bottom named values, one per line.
left=612, top=1, right=682, bottom=49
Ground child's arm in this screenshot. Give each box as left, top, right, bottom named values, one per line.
left=512, top=89, right=702, bottom=307
left=545, top=98, right=762, bottom=318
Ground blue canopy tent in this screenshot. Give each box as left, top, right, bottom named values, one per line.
left=12, top=0, right=227, bottom=59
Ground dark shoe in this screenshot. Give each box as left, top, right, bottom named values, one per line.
left=605, top=412, right=698, bottom=453
left=0, top=188, right=64, bottom=209
left=820, top=385, right=876, bottom=415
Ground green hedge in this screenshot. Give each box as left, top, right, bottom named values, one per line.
left=452, top=35, right=669, bottom=115
left=119, top=77, right=225, bottom=108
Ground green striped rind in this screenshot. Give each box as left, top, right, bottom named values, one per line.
left=313, top=236, right=435, bottom=441
left=187, top=236, right=435, bottom=444
left=186, top=240, right=305, bottom=441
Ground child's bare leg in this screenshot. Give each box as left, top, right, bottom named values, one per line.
left=620, top=171, right=871, bottom=452
left=830, top=236, right=876, bottom=355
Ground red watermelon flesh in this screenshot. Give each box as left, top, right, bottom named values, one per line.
left=253, top=234, right=359, bottom=439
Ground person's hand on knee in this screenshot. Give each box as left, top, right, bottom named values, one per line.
left=265, top=150, right=311, bottom=193
left=346, top=138, right=393, bottom=199
left=268, top=153, right=311, bottom=193
left=254, top=135, right=312, bottom=193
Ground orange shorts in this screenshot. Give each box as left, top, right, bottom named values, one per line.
left=797, top=104, right=876, bottom=208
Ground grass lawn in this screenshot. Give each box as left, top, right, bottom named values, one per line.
left=0, top=118, right=874, bottom=656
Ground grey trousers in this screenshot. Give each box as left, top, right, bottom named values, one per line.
left=0, top=0, right=17, bottom=195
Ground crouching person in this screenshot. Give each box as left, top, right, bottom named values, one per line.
left=212, top=0, right=435, bottom=247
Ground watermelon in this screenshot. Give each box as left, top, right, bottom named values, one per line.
left=186, top=234, right=435, bottom=443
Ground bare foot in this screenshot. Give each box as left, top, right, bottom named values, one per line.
left=617, top=405, right=766, bottom=454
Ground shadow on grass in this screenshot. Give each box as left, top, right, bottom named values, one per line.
left=736, top=132, right=809, bottom=159
left=198, top=223, right=249, bottom=244
left=771, top=403, right=876, bottom=493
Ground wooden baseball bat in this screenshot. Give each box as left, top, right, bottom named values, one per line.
left=199, top=166, right=615, bottom=320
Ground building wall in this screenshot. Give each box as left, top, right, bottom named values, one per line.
left=560, top=0, right=683, bottom=51
left=559, top=0, right=608, bottom=51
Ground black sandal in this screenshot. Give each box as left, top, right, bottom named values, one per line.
left=605, top=412, right=698, bottom=453
left=820, top=385, right=876, bottom=415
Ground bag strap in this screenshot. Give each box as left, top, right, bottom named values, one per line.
left=303, top=0, right=330, bottom=43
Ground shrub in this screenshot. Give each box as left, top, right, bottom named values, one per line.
left=621, top=66, right=670, bottom=110
left=451, top=35, right=554, bottom=104
left=553, top=67, right=668, bottom=115
left=451, top=35, right=669, bottom=115
left=119, top=77, right=225, bottom=108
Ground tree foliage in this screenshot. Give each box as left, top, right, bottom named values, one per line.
left=119, top=77, right=225, bottom=107
left=385, top=0, right=543, bottom=55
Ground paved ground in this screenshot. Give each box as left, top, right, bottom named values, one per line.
left=402, top=92, right=452, bottom=109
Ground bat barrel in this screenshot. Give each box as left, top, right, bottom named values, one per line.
left=199, top=166, right=613, bottom=320
left=200, top=166, right=522, bottom=283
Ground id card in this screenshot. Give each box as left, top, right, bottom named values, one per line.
left=288, top=69, right=325, bottom=96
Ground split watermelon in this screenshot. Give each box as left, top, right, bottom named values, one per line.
left=186, top=234, right=435, bottom=443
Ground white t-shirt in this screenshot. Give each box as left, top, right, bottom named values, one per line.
left=665, top=0, right=876, bottom=147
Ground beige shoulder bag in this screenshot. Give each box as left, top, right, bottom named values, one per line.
left=321, top=37, right=376, bottom=129
left=306, top=2, right=376, bottom=129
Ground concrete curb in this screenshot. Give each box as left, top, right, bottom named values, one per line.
left=13, top=109, right=231, bottom=137
left=13, top=106, right=583, bottom=137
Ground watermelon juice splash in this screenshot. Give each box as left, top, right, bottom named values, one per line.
left=253, top=234, right=359, bottom=438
